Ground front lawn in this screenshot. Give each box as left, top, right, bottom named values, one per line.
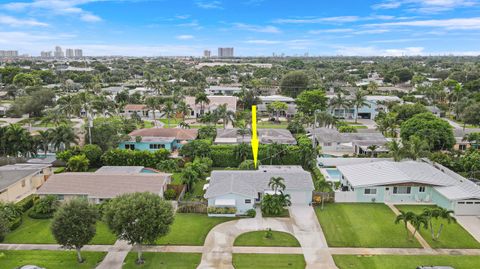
left=234, top=231, right=300, bottom=247
left=334, top=255, right=480, bottom=269
left=257, top=122, right=289, bottom=129
left=315, top=203, right=421, bottom=248
left=0, top=250, right=106, bottom=269
left=395, top=204, right=480, bottom=249
left=122, top=252, right=201, bottom=269
left=155, top=213, right=233, bottom=245
left=3, top=215, right=116, bottom=245
left=233, top=254, right=306, bottom=269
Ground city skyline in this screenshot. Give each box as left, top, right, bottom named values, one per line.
left=1, top=0, right=480, bottom=56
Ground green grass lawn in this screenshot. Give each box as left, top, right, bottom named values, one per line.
left=3, top=215, right=116, bottom=245
left=315, top=203, right=421, bottom=248
left=395, top=205, right=480, bottom=249
left=333, top=255, right=480, bottom=269
left=123, top=252, right=201, bottom=269
left=0, top=250, right=106, bottom=269
left=155, top=213, right=233, bottom=245
left=159, top=118, right=183, bottom=128
left=257, top=122, right=289, bottom=129
left=234, top=231, right=300, bottom=247
left=233, top=254, right=306, bottom=269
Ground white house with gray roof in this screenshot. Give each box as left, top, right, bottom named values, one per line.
left=204, top=166, right=314, bottom=215
left=214, top=128, right=296, bottom=145
left=333, top=160, right=480, bottom=215
left=0, top=164, right=52, bottom=202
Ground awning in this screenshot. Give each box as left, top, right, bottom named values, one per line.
left=215, top=199, right=235, bottom=206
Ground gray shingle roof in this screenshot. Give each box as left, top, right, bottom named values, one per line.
left=95, top=166, right=144, bottom=174
left=0, top=170, right=40, bottom=191
left=214, top=128, right=296, bottom=145
left=205, top=166, right=314, bottom=198
left=308, top=128, right=387, bottom=145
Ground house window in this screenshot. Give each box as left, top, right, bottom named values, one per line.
left=125, top=144, right=135, bottom=150
left=419, top=186, right=426, bottom=193
left=245, top=199, right=251, bottom=204
left=324, top=142, right=332, bottom=146
left=393, top=186, right=411, bottom=194
left=458, top=201, right=466, bottom=204
left=459, top=144, right=467, bottom=151
left=364, top=188, right=377, bottom=195
left=57, top=195, right=64, bottom=200
left=149, top=144, right=165, bottom=149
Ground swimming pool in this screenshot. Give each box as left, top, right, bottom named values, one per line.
left=141, top=168, right=158, bottom=173
left=325, top=168, right=342, bottom=180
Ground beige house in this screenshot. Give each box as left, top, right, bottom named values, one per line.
left=0, top=164, right=53, bottom=203
left=37, top=168, right=171, bottom=203
left=185, top=95, right=237, bottom=118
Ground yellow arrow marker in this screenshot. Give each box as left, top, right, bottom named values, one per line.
left=251, top=105, right=259, bottom=168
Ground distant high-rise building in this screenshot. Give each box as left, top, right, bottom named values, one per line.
left=74, top=49, right=83, bottom=57
left=218, top=47, right=234, bottom=58
left=40, top=51, right=52, bottom=58
left=66, top=49, right=75, bottom=58
left=0, top=50, right=18, bottom=57
left=203, top=50, right=211, bottom=58
left=54, top=46, right=64, bottom=58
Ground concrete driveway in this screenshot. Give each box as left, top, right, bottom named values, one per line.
left=197, top=205, right=338, bottom=269
left=456, top=216, right=480, bottom=243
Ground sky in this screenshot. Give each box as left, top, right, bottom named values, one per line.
left=1, top=0, right=480, bottom=56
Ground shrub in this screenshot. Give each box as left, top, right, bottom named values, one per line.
left=67, top=154, right=89, bottom=172
left=338, top=125, right=357, bottom=133
left=207, top=206, right=236, bottom=214
left=164, top=189, right=177, bottom=200
left=156, top=159, right=179, bottom=173
left=265, top=228, right=273, bottom=239
left=198, top=126, right=217, bottom=140
left=16, top=195, right=35, bottom=212
left=0, top=202, right=22, bottom=223
left=8, top=216, right=22, bottom=230
left=238, top=160, right=259, bottom=170
left=54, top=167, right=65, bottom=174
left=82, top=144, right=103, bottom=167
left=177, top=204, right=207, bottom=213
left=101, top=149, right=170, bottom=168
left=246, top=209, right=256, bottom=218
left=29, top=195, right=58, bottom=219
left=0, top=213, right=8, bottom=242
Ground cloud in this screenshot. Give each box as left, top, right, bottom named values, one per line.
left=366, top=17, right=480, bottom=30
left=0, top=31, right=75, bottom=45
left=335, top=45, right=425, bottom=56
left=372, top=0, right=477, bottom=13
left=2, top=0, right=103, bottom=22
left=0, top=15, right=48, bottom=27
left=274, top=16, right=360, bottom=24
left=176, top=35, right=194, bottom=40
left=195, top=1, right=222, bottom=9
left=308, top=28, right=354, bottom=34
left=372, top=1, right=402, bottom=9
left=233, top=23, right=281, bottom=33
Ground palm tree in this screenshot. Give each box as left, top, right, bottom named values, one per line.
left=268, top=101, right=288, bottom=122
left=176, top=100, right=191, bottom=123
left=182, top=166, right=199, bottom=193
left=268, top=176, right=286, bottom=194
left=395, top=210, right=415, bottom=240
left=387, top=140, right=404, bottom=162
left=195, top=92, right=210, bottom=117
left=352, top=89, right=370, bottom=123
left=162, top=101, right=175, bottom=127
left=423, top=208, right=456, bottom=241
left=235, top=120, right=249, bottom=140
left=266, top=143, right=286, bottom=165
left=410, top=213, right=429, bottom=240
left=215, top=104, right=235, bottom=129
left=367, top=144, right=378, bottom=157
left=329, top=93, right=351, bottom=119
left=179, top=122, right=190, bottom=129
left=376, top=113, right=398, bottom=137
left=5, top=124, right=32, bottom=157
left=234, top=143, right=250, bottom=162
left=403, top=135, right=429, bottom=161
left=316, top=111, right=337, bottom=128
left=51, top=125, right=78, bottom=151
left=145, top=97, right=160, bottom=128
left=41, top=109, right=69, bottom=127
left=36, top=130, right=52, bottom=157
left=57, top=94, right=79, bottom=118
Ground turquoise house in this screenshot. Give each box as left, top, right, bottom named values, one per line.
left=119, top=128, right=198, bottom=152
left=331, top=160, right=480, bottom=216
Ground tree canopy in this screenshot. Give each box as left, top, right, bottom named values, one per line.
left=400, top=113, right=455, bottom=151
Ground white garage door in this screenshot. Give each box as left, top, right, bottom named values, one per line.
left=288, top=191, right=310, bottom=205
left=455, top=201, right=480, bottom=216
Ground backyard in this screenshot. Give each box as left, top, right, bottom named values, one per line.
left=233, top=254, right=306, bottom=269
left=3, top=213, right=116, bottom=245
left=395, top=204, right=480, bottom=249
left=333, top=255, right=480, bottom=269
left=234, top=231, right=300, bottom=247
left=0, top=250, right=106, bottom=269
left=155, top=213, right=233, bottom=245
left=122, top=252, right=201, bottom=269
left=315, top=203, right=421, bottom=248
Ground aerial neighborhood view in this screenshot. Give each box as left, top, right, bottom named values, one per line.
left=2, top=1, right=480, bottom=269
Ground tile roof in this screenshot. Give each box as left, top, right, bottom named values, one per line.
left=128, top=128, right=198, bottom=140
left=205, top=165, right=314, bottom=198
left=124, top=104, right=148, bottom=110
left=37, top=172, right=170, bottom=199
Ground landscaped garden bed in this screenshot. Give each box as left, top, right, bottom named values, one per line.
left=234, top=230, right=300, bottom=247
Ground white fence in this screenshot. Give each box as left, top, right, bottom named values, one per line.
left=334, top=191, right=356, bottom=202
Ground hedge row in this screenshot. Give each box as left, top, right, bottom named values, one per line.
left=101, top=149, right=170, bottom=168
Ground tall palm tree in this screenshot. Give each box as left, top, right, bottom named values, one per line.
left=51, top=125, right=78, bottom=151
left=36, top=130, right=52, bottom=157
left=195, top=92, right=210, bottom=117
left=423, top=207, right=456, bottom=241
left=235, top=120, right=250, bottom=140
left=268, top=177, right=286, bottom=194
left=41, top=109, right=69, bottom=127
left=329, top=93, right=351, bottom=119
left=387, top=140, right=404, bottom=162
left=145, top=97, right=160, bottom=128
left=57, top=94, right=79, bottom=118
left=234, top=143, right=250, bottom=162
left=215, top=104, right=235, bottom=129
left=176, top=100, right=191, bottom=123
left=162, top=101, right=175, bottom=128
left=352, top=89, right=370, bottom=123
left=410, top=213, right=429, bottom=240
left=316, top=111, right=337, bottom=128
left=395, top=210, right=415, bottom=240
left=5, top=124, right=32, bottom=157
left=266, top=143, right=286, bottom=165
left=403, top=135, right=430, bottom=161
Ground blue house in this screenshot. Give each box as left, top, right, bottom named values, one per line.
left=119, top=128, right=198, bottom=152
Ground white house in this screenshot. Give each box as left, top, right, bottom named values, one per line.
left=185, top=95, right=237, bottom=118
left=258, top=95, right=297, bottom=117
left=205, top=86, right=242, bottom=95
